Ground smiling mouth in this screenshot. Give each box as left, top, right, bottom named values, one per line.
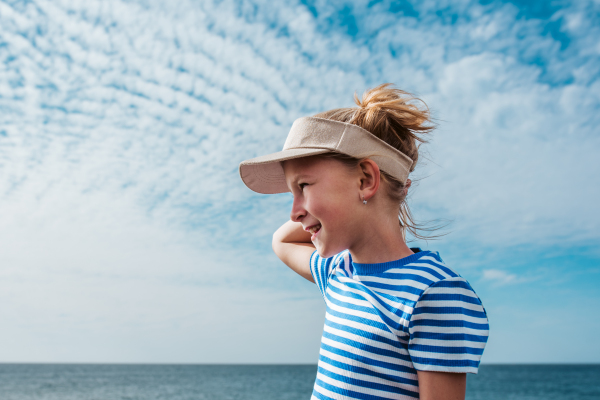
left=307, top=224, right=321, bottom=239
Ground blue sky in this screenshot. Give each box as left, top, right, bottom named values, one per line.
left=0, top=0, right=599, bottom=364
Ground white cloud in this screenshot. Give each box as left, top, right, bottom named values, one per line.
left=481, top=269, right=520, bottom=286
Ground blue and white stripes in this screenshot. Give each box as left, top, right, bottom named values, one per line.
left=309, top=250, right=489, bottom=399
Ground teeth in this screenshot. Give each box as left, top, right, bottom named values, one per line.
left=308, top=224, right=321, bottom=235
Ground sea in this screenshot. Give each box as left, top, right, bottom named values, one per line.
left=1, top=364, right=599, bottom=400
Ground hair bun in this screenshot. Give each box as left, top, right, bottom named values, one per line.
left=351, top=84, right=434, bottom=172
left=314, top=84, right=434, bottom=172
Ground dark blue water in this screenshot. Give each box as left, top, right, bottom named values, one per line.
left=0, top=364, right=599, bottom=399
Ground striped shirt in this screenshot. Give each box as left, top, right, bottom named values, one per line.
left=309, top=249, right=489, bottom=400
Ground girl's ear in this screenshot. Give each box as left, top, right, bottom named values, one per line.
left=405, top=178, right=412, bottom=194
left=358, top=159, right=380, bottom=201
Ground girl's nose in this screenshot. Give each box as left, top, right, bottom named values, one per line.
left=290, top=198, right=306, bottom=222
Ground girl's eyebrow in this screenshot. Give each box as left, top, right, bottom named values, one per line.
left=286, top=173, right=313, bottom=190
left=294, top=174, right=312, bottom=182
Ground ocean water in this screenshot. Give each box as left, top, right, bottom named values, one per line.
left=1, top=364, right=599, bottom=400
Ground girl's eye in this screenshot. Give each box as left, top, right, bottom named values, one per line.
left=299, top=183, right=308, bottom=190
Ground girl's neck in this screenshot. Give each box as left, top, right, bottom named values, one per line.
left=348, top=212, right=415, bottom=264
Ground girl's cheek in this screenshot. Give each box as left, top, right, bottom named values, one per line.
left=307, top=197, right=326, bottom=217
left=323, top=206, right=347, bottom=227
left=312, top=189, right=350, bottom=222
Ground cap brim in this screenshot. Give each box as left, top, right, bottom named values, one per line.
left=239, top=148, right=332, bottom=194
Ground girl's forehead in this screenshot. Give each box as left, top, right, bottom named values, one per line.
left=282, top=161, right=313, bottom=183
left=282, top=156, right=321, bottom=174
left=283, top=156, right=341, bottom=178
left=283, top=156, right=352, bottom=183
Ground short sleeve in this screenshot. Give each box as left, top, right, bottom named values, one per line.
left=309, top=250, right=340, bottom=299
left=408, top=277, right=490, bottom=374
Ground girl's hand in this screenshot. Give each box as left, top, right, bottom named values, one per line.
left=272, top=220, right=316, bottom=282
left=417, top=371, right=466, bottom=400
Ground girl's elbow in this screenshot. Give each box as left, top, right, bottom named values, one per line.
left=271, top=233, right=284, bottom=258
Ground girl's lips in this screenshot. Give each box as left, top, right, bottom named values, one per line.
left=309, top=224, right=321, bottom=241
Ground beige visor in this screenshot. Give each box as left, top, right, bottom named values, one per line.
left=239, top=117, right=413, bottom=194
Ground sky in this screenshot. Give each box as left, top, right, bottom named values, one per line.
left=0, top=0, right=599, bottom=364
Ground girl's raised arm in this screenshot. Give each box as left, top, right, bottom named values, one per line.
left=272, top=220, right=316, bottom=282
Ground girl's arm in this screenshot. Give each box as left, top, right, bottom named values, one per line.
left=417, top=371, right=466, bottom=400
left=272, top=220, right=316, bottom=282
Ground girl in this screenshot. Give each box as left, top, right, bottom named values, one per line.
left=239, top=84, right=489, bottom=400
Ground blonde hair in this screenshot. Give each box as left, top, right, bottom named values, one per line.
left=314, top=83, right=438, bottom=240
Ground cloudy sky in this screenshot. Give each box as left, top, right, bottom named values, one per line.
left=0, top=0, right=599, bottom=364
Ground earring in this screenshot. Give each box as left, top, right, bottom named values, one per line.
left=362, top=196, right=367, bottom=205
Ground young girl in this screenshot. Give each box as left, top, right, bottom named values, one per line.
left=239, top=84, right=489, bottom=400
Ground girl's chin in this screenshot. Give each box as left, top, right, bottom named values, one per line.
left=315, top=242, right=345, bottom=259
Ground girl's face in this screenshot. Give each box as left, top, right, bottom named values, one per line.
left=283, top=156, right=363, bottom=258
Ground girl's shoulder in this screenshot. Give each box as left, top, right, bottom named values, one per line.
left=378, top=249, right=478, bottom=296
left=408, top=249, right=462, bottom=280
left=409, top=251, right=486, bottom=309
